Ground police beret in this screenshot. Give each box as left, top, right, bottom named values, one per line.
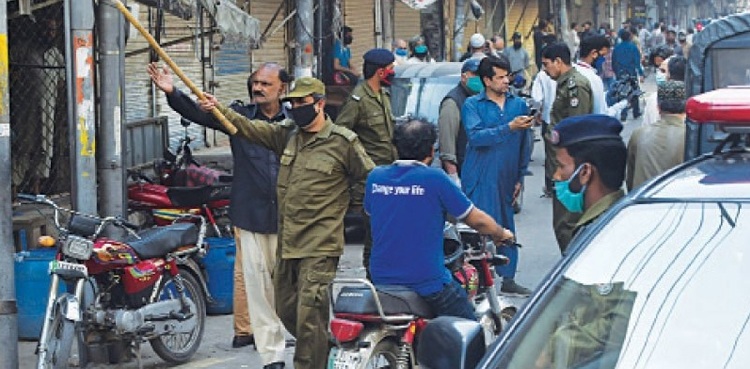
left=551, top=114, right=623, bottom=147
left=363, top=48, right=395, bottom=66
left=461, top=58, right=481, bottom=73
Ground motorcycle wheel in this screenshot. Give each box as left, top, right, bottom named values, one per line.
left=149, top=272, right=206, bottom=364
left=362, top=339, right=406, bottom=369
left=39, top=297, right=76, bottom=369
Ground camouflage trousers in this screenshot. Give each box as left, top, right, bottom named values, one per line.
left=275, top=256, right=339, bottom=369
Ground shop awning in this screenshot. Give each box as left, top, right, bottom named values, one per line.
left=133, top=0, right=260, bottom=44
left=398, top=0, right=439, bottom=10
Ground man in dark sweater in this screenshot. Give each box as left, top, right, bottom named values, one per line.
left=147, top=62, right=290, bottom=369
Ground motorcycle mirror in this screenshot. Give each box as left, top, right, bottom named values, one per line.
left=180, top=118, right=193, bottom=128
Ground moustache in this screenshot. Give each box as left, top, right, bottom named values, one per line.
left=253, top=91, right=266, bottom=97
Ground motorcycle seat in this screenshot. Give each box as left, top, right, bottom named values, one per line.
left=333, top=285, right=435, bottom=319
left=167, top=185, right=218, bottom=207
left=126, top=223, right=199, bottom=259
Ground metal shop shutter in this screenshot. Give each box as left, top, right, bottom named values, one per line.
left=344, top=0, right=377, bottom=71
left=250, top=0, right=289, bottom=69
left=394, top=1, right=421, bottom=43
left=505, top=0, right=538, bottom=62
left=213, top=0, right=289, bottom=105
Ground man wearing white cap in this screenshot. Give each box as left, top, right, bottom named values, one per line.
left=469, top=33, right=488, bottom=60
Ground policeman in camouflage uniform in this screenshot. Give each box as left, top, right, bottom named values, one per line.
left=335, top=48, right=398, bottom=278
left=201, top=77, right=375, bottom=369
left=540, top=42, right=593, bottom=252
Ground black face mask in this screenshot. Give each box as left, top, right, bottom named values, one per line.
left=289, top=102, right=319, bottom=130
left=343, top=35, right=353, bottom=45
left=513, top=42, right=522, bottom=49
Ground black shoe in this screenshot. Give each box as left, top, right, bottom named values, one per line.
left=500, top=280, right=532, bottom=297
left=263, top=362, right=285, bottom=369
left=232, top=335, right=255, bottom=348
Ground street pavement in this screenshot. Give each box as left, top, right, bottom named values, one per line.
left=17, top=78, right=656, bottom=368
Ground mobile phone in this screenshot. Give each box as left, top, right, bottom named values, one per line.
left=528, top=108, right=538, bottom=117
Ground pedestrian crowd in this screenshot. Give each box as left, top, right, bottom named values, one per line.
left=145, top=16, right=695, bottom=368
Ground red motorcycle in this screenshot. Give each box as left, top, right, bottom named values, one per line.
left=127, top=120, right=233, bottom=237
left=18, top=194, right=207, bottom=369
left=327, top=223, right=517, bottom=368
left=127, top=169, right=232, bottom=237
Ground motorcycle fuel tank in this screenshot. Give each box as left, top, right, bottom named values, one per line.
left=86, top=239, right=140, bottom=274
left=128, top=183, right=174, bottom=208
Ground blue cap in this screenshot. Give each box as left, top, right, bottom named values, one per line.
left=363, top=48, right=395, bottom=66
left=551, top=114, right=623, bottom=147
left=461, top=58, right=481, bottom=73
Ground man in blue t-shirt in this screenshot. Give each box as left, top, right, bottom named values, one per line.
left=333, top=25, right=359, bottom=85
left=365, top=119, right=515, bottom=319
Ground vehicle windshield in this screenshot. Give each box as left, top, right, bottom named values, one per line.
left=494, top=201, right=750, bottom=369
left=390, top=76, right=460, bottom=123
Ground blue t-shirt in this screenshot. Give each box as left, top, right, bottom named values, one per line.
left=333, top=40, right=351, bottom=68
left=365, top=161, right=473, bottom=295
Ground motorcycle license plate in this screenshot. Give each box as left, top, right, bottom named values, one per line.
left=327, top=347, right=363, bottom=369
left=49, top=260, right=88, bottom=276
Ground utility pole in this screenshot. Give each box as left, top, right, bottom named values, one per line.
left=0, top=1, right=19, bottom=367
left=66, top=0, right=97, bottom=214
left=381, top=0, right=394, bottom=50
left=454, top=0, right=467, bottom=61
left=97, top=0, right=127, bottom=220
left=294, top=0, right=314, bottom=78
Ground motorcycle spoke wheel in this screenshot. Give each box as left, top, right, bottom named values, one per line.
left=363, top=339, right=405, bottom=369
left=40, top=301, right=75, bottom=369
left=149, top=272, right=206, bottom=364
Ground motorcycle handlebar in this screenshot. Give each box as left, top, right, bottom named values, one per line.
left=17, top=193, right=40, bottom=202
left=115, top=217, right=139, bottom=230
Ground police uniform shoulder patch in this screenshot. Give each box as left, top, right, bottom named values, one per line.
left=568, top=78, right=576, bottom=89
left=595, top=283, right=613, bottom=296
left=570, top=97, right=579, bottom=107
left=351, top=94, right=362, bottom=101
left=331, top=124, right=358, bottom=142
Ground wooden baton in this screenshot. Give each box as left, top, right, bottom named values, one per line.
left=113, top=0, right=238, bottom=135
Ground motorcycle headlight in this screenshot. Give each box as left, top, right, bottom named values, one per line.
left=63, top=235, right=94, bottom=260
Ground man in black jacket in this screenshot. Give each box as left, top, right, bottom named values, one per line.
left=147, top=62, right=290, bottom=369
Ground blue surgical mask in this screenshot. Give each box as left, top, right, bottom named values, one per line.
left=395, top=48, right=408, bottom=57
left=414, top=45, right=428, bottom=54
left=466, top=76, right=484, bottom=94
left=554, top=165, right=587, bottom=213
left=655, top=71, right=667, bottom=86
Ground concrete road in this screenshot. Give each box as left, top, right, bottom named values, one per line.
left=18, top=78, right=655, bottom=368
